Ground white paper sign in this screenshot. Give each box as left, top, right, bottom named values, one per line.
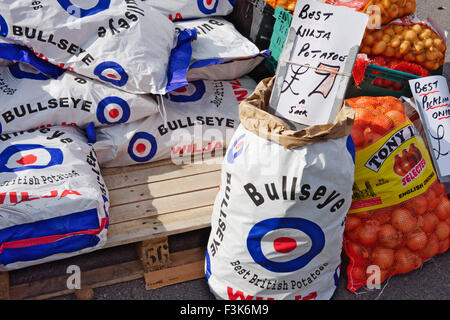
left=269, top=0, right=368, bottom=128
left=409, top=75, right=450, bottom=183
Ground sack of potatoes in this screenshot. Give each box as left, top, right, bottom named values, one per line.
left=360, top=16, right=447, bottom=71
left=324, top=0, right=416, bottom=26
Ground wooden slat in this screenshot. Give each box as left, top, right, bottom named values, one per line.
left=103, top=162, right=221, bottom=190
left=10, top=260, right=144, bottom=300
left=137, top=237, right=171, bottom=272
left=0, top=272, right=9, bottom=300
left=104, top=205, right=213, bottom=249
left=144, top=261, right=205, bottom=290
left=109, top=187, right=218, bottom=225
left=101, top=156, right=224, bottom=177
left=109, top=171, right=220, bottom=207
left=10, top=248, right=206, bottom=300
left=143, top=247, right=206, bottom=290
left=101, top=159, right=175, bottom=176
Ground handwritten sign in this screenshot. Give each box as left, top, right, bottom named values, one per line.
left=409, top=75, right=450, bottom=183
left=269, top=0, right=368, bottom=129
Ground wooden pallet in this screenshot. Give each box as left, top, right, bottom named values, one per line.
left=1, top=157, right=222, bottom=300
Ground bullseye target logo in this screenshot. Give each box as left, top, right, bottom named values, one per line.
left=96, top=96, right=130, bottom=125
left=246, top=218, right=325, bottom=273
left=226, top=133, right=245, bottom=164
left=0, top=144, right=64, bottom=173
left=94, top=61, right=128, bottom=87
left=127, top=132, right=158, bottom=163
left=197, top=0, right=219, bottom=14
left=8, top=63, right=51, bottom=80
left=0, top=13, right=8, bottom=37
left=168, top=80, right=206, bottom=103
left=57, top=0, right=111, bottom=18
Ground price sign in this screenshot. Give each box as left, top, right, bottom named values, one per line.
left=269, top=0, right=368, bottom=129
left=409, top=75, right=450, bottom=183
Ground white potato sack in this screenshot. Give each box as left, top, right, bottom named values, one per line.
left=147, top=0, right=235, bottom=21
left=94, top=77, right=257, bottom=167
left=0, top=1, right=196, bottom=94
left=0, top=126, right=109, bottom=271
left=175, top=17, right=270, bottom=81
left=0, top=62, right=160, bottom=135
left=205, top=78, right=356, bottom=300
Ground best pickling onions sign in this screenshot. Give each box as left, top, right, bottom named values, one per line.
left=269, top=0, right=368, bottom=128
left=409, top=75, right=450, bottom=183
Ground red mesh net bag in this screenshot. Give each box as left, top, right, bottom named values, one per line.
left=352, top=55, right=430, bottom=91
left=343, top=96, right=450, bottom=292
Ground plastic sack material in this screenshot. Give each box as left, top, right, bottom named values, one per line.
left=0, top=126, right=109, bottom=271
left=147, top=0, right=236, bottom=21
left=94, top=77, right=257, bottom=167
left=0, top=1, right=196, bottom=94
left=343, top=96, right=450, bottom=292
left=0, top=62, right=159, bottom=135
left=174, top=17, right=270, bottom=81
left=205, top=77, right=356, bottom=300
left=360, top=15, right=447, bottom=71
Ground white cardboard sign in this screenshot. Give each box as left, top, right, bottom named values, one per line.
left=269, top=0, right=368, bottom=128
left=409, top=75, right=450, bottom=183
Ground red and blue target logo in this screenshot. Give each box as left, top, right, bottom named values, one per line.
left=0, top=144, right=63, bottom=173
left=0, top=13, right=8, bottom=37
left=197, top=0, right=219, bottom=14
left=93, top=61, right=128, bottom=87
left=226, top=133, right=245, bottom=164
left=246, top=217, right=325, bottom=273
left=57, top=0, right=111, bottom=18
left=167, top=80, right=205, bottom=103
left=127, top=132, right=158, bottom=163
left=96, top=96, right=130, bottom=125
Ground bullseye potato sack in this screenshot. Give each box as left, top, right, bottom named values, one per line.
left=360, top=15, right=447, bottom=71
left=147, top=0, right=235, bottom=21
left=325, top=0, right=416, bottom=26
left=94, top=77, right=257, bottom=167
left=343, top=96, right=450, bottom=293
left=174, top=18, right=270, bottom=81
left=0, top=1, right=197, bottom=94
left=0, top=126, right=109, bottom=271
left=0, top=62, right=160, bottom=135
left=205, top=77, right=356, bottom=300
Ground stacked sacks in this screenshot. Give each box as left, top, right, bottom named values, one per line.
left=0, top=1, right=193, bottom=270
left=0, top=62, right=159, bottom=135
left=0, top=1, right=272, bottom=271
left=90, top=2, right=270, bottom=168
left=175, top=17, right=270, bottom=81
left=0, top=126, right=109, bottom=271
left=147, top=0, right=236, bottom=21
left=0, top=0, right=196, bottom=94
left=94, top=77, right=257, bottom=167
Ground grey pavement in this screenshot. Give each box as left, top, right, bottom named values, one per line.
left=19, top=0, right=450, bottom=300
